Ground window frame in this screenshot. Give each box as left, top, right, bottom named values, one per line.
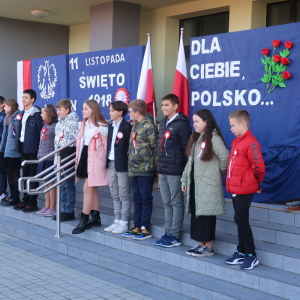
left=179, top=11, right=229, bottom=58
left=266, top=0, right=298, bottom=26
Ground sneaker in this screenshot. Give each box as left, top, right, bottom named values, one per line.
left=112, top=221, right=128, bottom=234
left=60, top=212, right=75, bottom=221
left=225, top=251, right=245, bottom=265
left=240, top=254, right=259, bottom=270
left=192, top=245, right=214, bottom=257
left=186, top=244, right=202, bottom=256
left=0, top=193, right=6, bottom=203
left=36, top=207, right=48, bottom=215
left=160, top=234, right=181, bottom=248
left=44, top=208, right=56, bottom=217
left=154, top=232, right=168, bottom=246
left=2, top=199, right=20, bottom=207
left=132, top=226, right=152, bottom=240
left=122, top=226, right=141, bottom=238
left=52, top=213, right=65, bottom=221
left=22, top=205, right=39, bottom=213
left=13, top=202, right=27, bottom=210
left=104, top=220, right=120, bottom=232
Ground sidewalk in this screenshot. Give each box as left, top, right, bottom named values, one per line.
left=0, top=232, right=171, bottom=300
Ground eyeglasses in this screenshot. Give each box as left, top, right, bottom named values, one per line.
left=128, top=110, right=137, bottom=114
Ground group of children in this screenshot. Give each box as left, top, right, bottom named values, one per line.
left=0, top=89, right=265, bottom=271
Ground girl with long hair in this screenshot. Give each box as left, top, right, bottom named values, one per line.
left=36, top=104, right=58, bottom=217
left=72, top=99, right=108, bottom=234
left=181, top=109, right=229, bottom=257
left=0, top=99, right=21, bottom=206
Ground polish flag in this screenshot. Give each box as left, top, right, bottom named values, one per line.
left=173, top=29, right=189, bottom=117
left=17, top=60, right=31, bottom=109
left=137, top=34, right=156, bottom=120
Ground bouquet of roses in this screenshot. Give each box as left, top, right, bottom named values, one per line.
left=261, top=40, right=292, bottom=93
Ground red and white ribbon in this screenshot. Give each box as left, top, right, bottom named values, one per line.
left=132, top=132, right=137, bottom=153
left=93, top=133, right=100, bottom=150
left=15, top=114, right=22, bottom=121
left=228, top=149, right=238, bottom=178
left=198, top=141, right=206, bottom=158
left=160, top=131, right=171, bottom=155
left=42, top=128, right=47, bottom=141
left=116, top=132, right=123, bottom=145
left=12, top=125, right=16, bottom=136
left=58, top=131, right=64, bottom=144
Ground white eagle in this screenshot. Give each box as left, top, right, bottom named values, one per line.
left=38, top=60, right=57, bottom=100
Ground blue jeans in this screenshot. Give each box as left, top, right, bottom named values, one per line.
left=61, top=175, right=76, bottom=213
left=0, top=152, right=7, bottom=194
left=131, top=176, right=154, bottom=229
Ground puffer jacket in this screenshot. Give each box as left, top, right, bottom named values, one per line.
left=37, top=119, right=58, bottom=161
left=0, top=110, right=22, bottom=158
left=157, top=113, right=192, bottom=175
left=16, top=106, right=43, bottom=154
left=181, top=131, right=229, bottom=216
left=226, top=130, right=265, bottom=195
left=128, top=113, right=158, bottom=177
left=54, top=111, right=80, bottom=164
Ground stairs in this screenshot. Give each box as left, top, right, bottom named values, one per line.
left=0, top=181, right=299, bottom=299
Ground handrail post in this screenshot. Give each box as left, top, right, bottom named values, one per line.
left=54, top=151, right=61, bottom=238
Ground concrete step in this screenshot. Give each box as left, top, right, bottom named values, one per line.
left=8, top=201, right=300, bottom=276
left=37, top=181, right=300, bottom=228
left=0, top=214, right=286, bottom=300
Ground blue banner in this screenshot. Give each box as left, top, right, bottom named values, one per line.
left=68, top=46, right=145, bottom=120
left=31, top=55, right=69, bottom=108
left=189, top=23, right=300, bottom=202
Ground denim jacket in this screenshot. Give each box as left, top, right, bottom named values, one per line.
left=0, top=110, right=21, bottom=158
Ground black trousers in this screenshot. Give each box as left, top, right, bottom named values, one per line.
left=21, top=144, right=38, bottom=206
left=232, top=194, right=256, bottom=256
left=6, top=169, right=20, bottom=203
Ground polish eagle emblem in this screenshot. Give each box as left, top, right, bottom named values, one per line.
left=38, top=60, right=57, bottom=100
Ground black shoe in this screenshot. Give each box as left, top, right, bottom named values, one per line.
left=72, top=212, right=90, bottom=234
left=52, top=213, right=65, bottom=221
left=86, top=210, right=101, bottom=229
left=22, top=205, right=39, bottom=213
left=60, top=212, right=75, bottom=222
left=13, top=202, right=28, bottom=210
left=2, top=199, right=20, bottom=207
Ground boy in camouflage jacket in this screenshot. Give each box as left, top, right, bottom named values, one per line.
left=122, top=100, right=158, bottom=240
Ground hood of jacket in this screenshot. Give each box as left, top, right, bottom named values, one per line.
left=58, top=111, right=79, bottom=123
left=21, top=106, right=41, bottom=116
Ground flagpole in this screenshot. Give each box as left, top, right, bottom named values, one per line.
left=148, top=32, right=156, bottom=126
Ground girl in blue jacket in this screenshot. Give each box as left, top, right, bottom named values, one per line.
left=0, top=99, right=21, bottom=206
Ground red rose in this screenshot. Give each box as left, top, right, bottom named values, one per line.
left=285, top=41, right=293, bottom=49
left=261, top=48, right=270, bottom=56
left=281, top=57, right=289, bottom=65
left=282, top=71, right=291, bottom=80
left=273, top=55, right=281, bottom=63
left=273, top=40, right=281, bottom=48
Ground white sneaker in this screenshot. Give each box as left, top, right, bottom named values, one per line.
left=104, top=220, right=120, bottom=232
left=112, top=220, right=128, bottom=234
left=0, top=193, right=6, bottom=202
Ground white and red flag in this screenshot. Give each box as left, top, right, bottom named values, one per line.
left=17, top=60, right=31, bottom=109
left=173, top=29, right=189, bottom=117
left=137, top=34, right=156, bottom=122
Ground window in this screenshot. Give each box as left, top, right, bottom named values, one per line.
left=267, top=0, right=300, bottom=26
left=180, top=12, right=229, bottom=59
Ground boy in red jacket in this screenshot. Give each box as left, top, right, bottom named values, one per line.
left=225, top=109, right=265, bottom=270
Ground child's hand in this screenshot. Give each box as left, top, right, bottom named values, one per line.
left=182, top=186, right=187, bottom=192
left=256, top=189, right=261, bottom=193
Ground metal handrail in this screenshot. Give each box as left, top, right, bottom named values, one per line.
left=18, top=139, right=77, bottom=238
